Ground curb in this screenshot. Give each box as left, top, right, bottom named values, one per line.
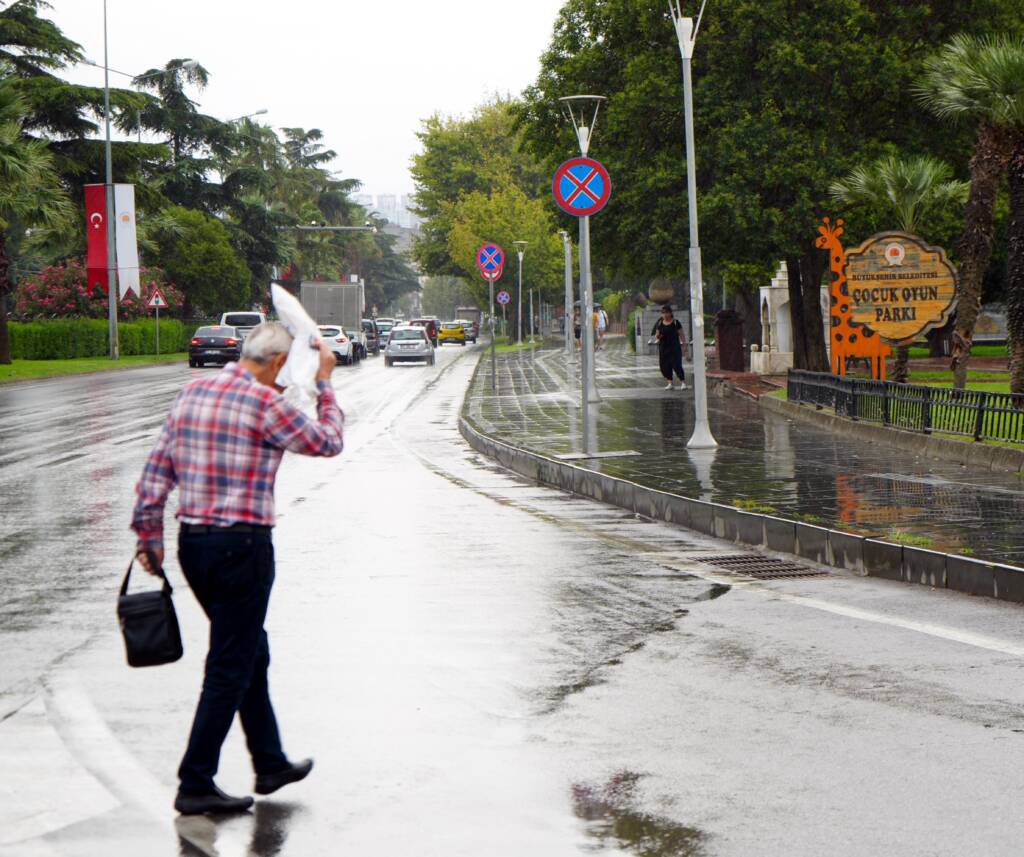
left=458, top=412, right=1024, bottom=605
left=760, top=394, right=1024, bottom=474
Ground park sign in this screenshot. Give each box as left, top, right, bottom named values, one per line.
left=842, top=231, right=957, bottom=345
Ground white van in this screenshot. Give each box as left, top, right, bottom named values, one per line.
left=219, top=311, right=266, bottom=340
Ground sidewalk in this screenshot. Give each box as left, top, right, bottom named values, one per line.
left=464, top=339, right=1024, bottom=565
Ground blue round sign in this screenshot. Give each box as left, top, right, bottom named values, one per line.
left=477, top=242, right=505, bottom=274
left=552, top=157, right=612, bottom=217
left=496, top=290, right=511, bottom=306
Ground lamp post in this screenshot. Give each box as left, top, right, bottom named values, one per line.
left=558, top=95, right=604, bottom=409
left=559, top=230, right=574, bottom=361
left=513, top=241, right=527, bottom=344
left=670, top=0, right=717, bottom=449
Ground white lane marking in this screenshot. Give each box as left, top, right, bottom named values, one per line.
left=644, top=555, right=1024, bottom=658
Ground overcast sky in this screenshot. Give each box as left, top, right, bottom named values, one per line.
left=43, top=0, right=566, bottom=198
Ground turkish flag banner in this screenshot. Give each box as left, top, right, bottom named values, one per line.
left=85, top=183, right=108, bottom=296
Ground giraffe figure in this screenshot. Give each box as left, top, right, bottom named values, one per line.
left=815, top=217, right=891, bottom=380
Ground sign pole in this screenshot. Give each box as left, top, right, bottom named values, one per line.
left=561, top=231, right=574, bottom=361
left=155, top=305, right=160, bottom=355
left=580, top=215, right=599, bottom=406
left=489, top=278, right=496, bottom=391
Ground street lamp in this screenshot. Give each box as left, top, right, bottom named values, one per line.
left=226, top=109, right=269, bottom=123
left=559, top=95, right=604, bottom=408
left=559, top=230, right=574, bottom=361
left=670, top=0, right=717, bottom=449
left=513, top=241, right=527, bottom=344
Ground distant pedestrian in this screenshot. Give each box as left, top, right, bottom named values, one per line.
left=573, top=306, right=582, bottom=350
left=131, top=322, right=344, bottom=816
left=597, top=305, right=609, bottom=349
left=652, top=305, right=688, bottom=390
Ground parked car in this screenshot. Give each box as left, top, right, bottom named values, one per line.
left=456, top=319, right=479, bottom=343
left=219, top=311, right=266, bottom=340
left=318, top=325, right=355, bottom=365
left=189, top=325, right=241, bottom=367
left=346, top=326, right=367, bottom=360
left=361, top=319, right=381, bottom=355
left=384, top=325, right=435, bottom=367
left=409, top=318, right=439, bottom=347
left=438, top=321, right=467, bottom=346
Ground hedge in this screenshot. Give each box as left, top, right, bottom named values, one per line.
left=9, top=318, right=197, bottom=359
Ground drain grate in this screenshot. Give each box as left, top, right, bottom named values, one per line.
left=699, top=554, right=826, bottom=580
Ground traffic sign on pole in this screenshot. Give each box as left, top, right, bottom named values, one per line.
left=147, top=288, right=167, bottom=309
left=496, top=290, right=511, bottom=306
left=476, top=242, right=505, bottom=277
left=552, top=157, right=612, bottom=217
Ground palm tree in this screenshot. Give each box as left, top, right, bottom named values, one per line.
left=916, top=35, right=1024, bottom=389
left=0, top=73, right=72, bottom=364
left=830, top=154, right=968, bottom=382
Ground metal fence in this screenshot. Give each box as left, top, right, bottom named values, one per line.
left=787, top=370, right=1024, bottom=444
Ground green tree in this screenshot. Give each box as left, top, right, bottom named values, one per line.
left=411, top=97, right=549, bottom=277
left=830, top=154, right=969, bottom=382
left=446, top=184, right=562, bottom=339
left=421, top=276, right=477, bottom=319
left=0, top=72, right=71, bottom=363
left=917, top=34, right=1024, bottom=388
left=151, top=206, right=249, bottom=316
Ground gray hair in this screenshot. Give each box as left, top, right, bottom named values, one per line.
left=241, top=321, right=293, bottom=363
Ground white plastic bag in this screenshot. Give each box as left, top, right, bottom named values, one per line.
left=271, top=284, right=321, bottom=409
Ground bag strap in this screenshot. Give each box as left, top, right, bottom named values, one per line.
left=120, top=556, right=173, bottom=597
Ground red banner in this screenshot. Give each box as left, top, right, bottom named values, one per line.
left=85, top=184, right=108, bottom=296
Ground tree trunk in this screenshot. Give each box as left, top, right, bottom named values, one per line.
left=786, top=255, right=809, bottom=369
left=799, top=249, right=830, bottom=372
left=0, top=232, right=11, bottom=365
left=893, top=345, right=910, bottom=384
left=952, top=123, right=1012, bottom=389
left=1007, top=142, right=1024, bottom=395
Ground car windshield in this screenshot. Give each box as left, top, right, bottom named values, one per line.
left=442, top=323, right=461, bottom=330
left=195, top=326, right=235, bottom=337
left=377, top=323, right=394, bottom=332
left=319, top=327, right=341, bottom=337
left=391, top=329, right=425, bottom=341
left=223, top=313, right=261, bottom=327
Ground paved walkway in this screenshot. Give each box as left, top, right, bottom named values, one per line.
left=464, top=339, right=1024, bottom=565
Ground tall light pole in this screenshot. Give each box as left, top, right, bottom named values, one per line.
left=559, top=230, right=574, bottom=361
left=513, top=241, right=527, bottom=344
left=559, top=96, right=604, bottom=408
left=671, top=0, right=717, bottom=449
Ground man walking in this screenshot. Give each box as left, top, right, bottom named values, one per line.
left=131, top=322, right=344, bottom=815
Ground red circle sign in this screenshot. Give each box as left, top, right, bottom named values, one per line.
left=552, top=157, right=612, bottom=217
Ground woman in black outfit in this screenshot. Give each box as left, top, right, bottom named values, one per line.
left=652, top=305, right=688, bottom=390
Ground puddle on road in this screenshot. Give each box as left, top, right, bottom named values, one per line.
left=573, top=772, right=706, bottom=856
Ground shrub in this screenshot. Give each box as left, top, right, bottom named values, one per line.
left=8, top=317, right=193, bottom=359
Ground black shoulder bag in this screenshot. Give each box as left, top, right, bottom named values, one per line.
left=117, top=557, right=184, bottom=667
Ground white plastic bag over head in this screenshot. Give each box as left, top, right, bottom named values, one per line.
left=271, top=283, right=321, bottom=409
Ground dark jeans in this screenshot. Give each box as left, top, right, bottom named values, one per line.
left=177, top=528, right=288, bottom=795
left=659, top=347, right=686, bottom=382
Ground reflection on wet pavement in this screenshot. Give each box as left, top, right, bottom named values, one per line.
left=464, top=342, right=1024, bottom=564
left=177, top=801, right=300, bottom=857
left=573, top=772, right=706, bottom=856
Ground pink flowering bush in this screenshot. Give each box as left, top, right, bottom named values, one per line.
left=15, top=260, right=183, bottom=320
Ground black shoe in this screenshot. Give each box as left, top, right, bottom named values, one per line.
left=254, top=758, right=314, bottom=795
left=174, top=786, right=254, bottom=815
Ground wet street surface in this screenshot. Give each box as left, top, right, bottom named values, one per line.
left=465, top=340, right=1024, bottom=563
left=4, top=345, right=1024, bottom=855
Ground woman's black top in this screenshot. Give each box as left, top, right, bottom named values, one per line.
left=653, top=319, right=683, bottom=351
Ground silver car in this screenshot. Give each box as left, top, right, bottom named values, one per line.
left=384, top=325, right=435, bottom=367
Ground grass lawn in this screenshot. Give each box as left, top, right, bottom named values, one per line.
left=0, top=352, right=187, bottom=384
left=493, top=339, right=544, bottom=353
left=908, top=344, right=1007, bottom=358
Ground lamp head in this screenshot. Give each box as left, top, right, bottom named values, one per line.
left=558, top=95, right=606, bottom=156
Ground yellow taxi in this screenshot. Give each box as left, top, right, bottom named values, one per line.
left=437, top=321, right=467, bottom=346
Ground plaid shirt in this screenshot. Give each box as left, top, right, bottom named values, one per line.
left=131, top=363, right=344, bottom=552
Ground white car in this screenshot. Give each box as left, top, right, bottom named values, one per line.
left=384, top=325, right=435, bottom=367
left=318, top=325, right=355, bottom=365
left=345, top=326, right=368, bottom=360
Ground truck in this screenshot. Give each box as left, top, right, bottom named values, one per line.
left=455, top=306, right=482, bottom=328
left=300, top=278, right=365, bottom=333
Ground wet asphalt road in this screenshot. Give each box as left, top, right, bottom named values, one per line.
left=3, top=346, right=1024, bottom=856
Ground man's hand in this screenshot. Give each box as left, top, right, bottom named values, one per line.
left=316, top=340, right=336, bottom=382
left=136, top=548, right=164, bottom=576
